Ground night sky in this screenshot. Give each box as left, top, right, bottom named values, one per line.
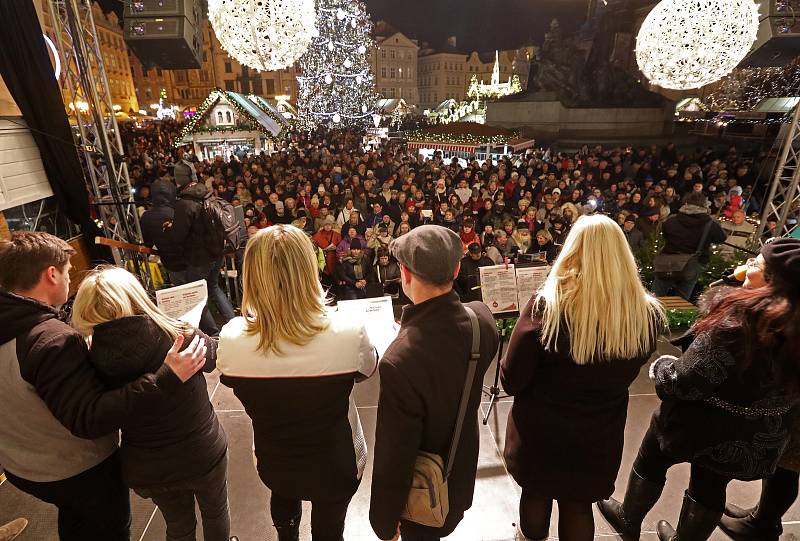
left=365, top=0, right=589, bottom=52
left=100, top=0, right=590, bottom=52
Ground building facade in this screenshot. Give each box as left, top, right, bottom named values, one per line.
left=372, top=22, right=419, bottom=104
left=91, top=2, right=138, bottom=113
left=417, top=38, right=468, bottom=111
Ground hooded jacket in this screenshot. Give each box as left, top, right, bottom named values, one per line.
left=661, top=207, right=727, bottom=264
left=140, top=180, right=186, bottom=271
left=0, top=290, right=181, bottom=483
left=89, top=315, right=225, bottom=488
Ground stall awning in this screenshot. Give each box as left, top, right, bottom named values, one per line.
left=407, top=141, right=478, bottom=153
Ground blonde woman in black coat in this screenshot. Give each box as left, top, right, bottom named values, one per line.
left=501, top=214, right=665, bottom=541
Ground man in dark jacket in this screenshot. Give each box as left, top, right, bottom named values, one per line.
left=335, top=238, right=376, bottom=300
left=652, top=192, right=726, bottom=300
left=166, top=176, right=236, bottom=335
left=623, top=215, right=645, bottom=252
left=370, top=225, right=500, bottom=541
left=455, top=242, right=494, bottom=303
left=140, top=178, right=187, bottom=283
left=0, top=232, right=206, bottom=541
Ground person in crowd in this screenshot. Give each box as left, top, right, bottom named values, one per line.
left=652, top=192, right=726, bottom=300
left=0, top=232, right=206, bottom=541
left=530, top=229, right=557, bottom=264
left=369, top=224, right=393, bottom=256
left=502, top=214, right=665, bottom=541
left=140, top=178, right=187, bottom=284
left=512, top=222, right=533, bottom=254
left=719, top=209, right=756, bottom=259
left=370, top=225, right=500, bottom=541
left=313, top=215, right=342, bottom=284
left=455, top=242, right=495, bottom=303
left=598, top=237, right=800, bottom=541
left=375, top=248, right=402, bottom=299
left=70, top=267, right=233, bottom=541
left=719, top=238, right=800, bottom=541
left=336, top=226, right=366, bottom=260
left=217, top=225, right=377, bottom=541
left=166, top=170, right=237, bottom=335
left=485, top=230, right=518, bottom=264
left=336, top=238, right=376, bottom=300
left=623, top=214, right=645, bottom=252
left=637, top=206, right=661, bottom=240
left=173, top=147, right=198, bottom=187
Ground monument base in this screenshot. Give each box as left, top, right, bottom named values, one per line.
left=486, top=92, right=674, bottom=140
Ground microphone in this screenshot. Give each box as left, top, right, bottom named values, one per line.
left=709, top=264, right=748, bottom=288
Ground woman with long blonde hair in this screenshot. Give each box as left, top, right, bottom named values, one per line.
left=500, top=214, right=665, bottom=541
left=217, top=225, right=377, bottom=541
left=71, top=266, right=230, bottom=541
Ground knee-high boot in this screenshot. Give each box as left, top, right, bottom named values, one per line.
left=657, top=492, right=722, bottom=541
left=596, top=468, right=665, bottom=541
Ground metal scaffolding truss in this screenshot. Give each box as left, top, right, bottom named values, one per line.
left=757, top=103, right=800, bottom=242
left=46, top=0, right=152, bottom=287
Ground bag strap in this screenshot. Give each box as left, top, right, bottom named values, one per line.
left=694, top=219, right=715, bottom=257
left=444, top=305, right=481, bottom=479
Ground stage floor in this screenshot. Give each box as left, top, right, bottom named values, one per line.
left=3, top=336, right=800, bottom=540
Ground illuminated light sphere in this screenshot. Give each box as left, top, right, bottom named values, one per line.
left=351, top=18, right=357, bottom=29
left=361, top=104, right=368, bottom=113
left=357, top=45, right=366, bottom=55
left=327, top=41, right=334, bottom=51
left=324, top=73, right=333, bottom=84
left=208, top=0, right=317, bottom=72
left=336, top=8, right=346, bottom=19
left=332, top=112, right=341, bottom=123
left=635, top=0, right=759, bottom=90
left=343, top=58, right=352, bottom=69
left=355, top=75, right=362, bottom=84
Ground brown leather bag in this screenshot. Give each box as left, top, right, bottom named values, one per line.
left=400, top=306, right=481, bottom=528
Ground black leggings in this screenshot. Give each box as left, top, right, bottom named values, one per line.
left=519, top=490, right=594, bottom=541
left=269, top=492, right=352, bottom=541
left=634, top=426, right=732, bottom=511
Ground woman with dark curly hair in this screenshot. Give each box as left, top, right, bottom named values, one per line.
left=598, top=237, right=800, bottom=541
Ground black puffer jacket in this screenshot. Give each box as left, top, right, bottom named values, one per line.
left=660, top=210, right=726, bottom=264
left=90, top=315, right=226, bottom=489
left=140, top=180, right=185, bottom=271
left=167, top=182, right=215, bottom=267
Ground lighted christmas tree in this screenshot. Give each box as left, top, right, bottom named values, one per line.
left=296, top=0, right=378, bottom=130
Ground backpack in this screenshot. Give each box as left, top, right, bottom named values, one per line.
left=201, top=193, right=241, bottom=258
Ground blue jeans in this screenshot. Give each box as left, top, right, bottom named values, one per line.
left=185, top=259, right=236, bottom=335
left=652, top=260, right=704, bottom=301
left=135, top=454, right=230, bottom=541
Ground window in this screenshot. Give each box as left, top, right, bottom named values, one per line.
left=200, top=70, right=209, bottom=82
left=266, top=79, right=276, bottom=94
left=224, top=80, right=234, bottom=91
left=217, top=111, right=223, bottom=123
left=225, top=61, right=232, bottom=73
left=225, top=111, right=232, bottom=123
left=390, top=50, right=395, bottom=59
left=390, top=67, right=396, bottom=79
left=381, top=49, right=386, bottom=58
left=203, top=52, right=208, bottom=62
left=381, top=67, right=386, bottom=78
left=252, top=78, right=262, bottom=95
left=388, top=87, right=395, bottom=98
left=156, top=68, right=163, bottom=77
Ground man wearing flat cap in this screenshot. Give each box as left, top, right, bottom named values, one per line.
left=369, top=225, right=500, bottom=541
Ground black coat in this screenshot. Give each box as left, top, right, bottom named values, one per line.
left=500, top=297, right=655, bottom=501
left=650, top=326, right=800, bottom=481
left=455, top=254, right=494, bottom=303
left=90, top=316, right=226, bottom=489
left=370, top=292, right=499, bottom=539
left=661, top=211, right=726, bottom=264
left=140, top=180, right=185, bottom=271
left=167, top=183, right=216, bottom=266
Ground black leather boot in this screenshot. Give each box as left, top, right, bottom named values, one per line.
left=597, top=469, right=665, bottom=541
left=274, top=514, right=301, bottom=541
left=657, top=492, right=722, bottom=541
left=719, top=504, right=782, bottom=541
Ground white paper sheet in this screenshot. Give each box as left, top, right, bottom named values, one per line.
left=336, top=296, right=399, bottom=357
left=515, top=265, right=550, bottom=310
left=479, top=264, right=519, bottom=314
left=155, top=279, right=208, bottom=328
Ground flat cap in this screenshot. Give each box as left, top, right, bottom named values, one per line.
left=390, top=225, right=463, bottom=285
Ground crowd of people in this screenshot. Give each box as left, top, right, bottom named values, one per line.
left=2, top=120, right=800, bottom=541
left=123, top=121, right=783, bottom=309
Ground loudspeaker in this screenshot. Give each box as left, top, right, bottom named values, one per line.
left=123, top=0, right=203, bottom=69
left=741, top=0, right=800, bottom=67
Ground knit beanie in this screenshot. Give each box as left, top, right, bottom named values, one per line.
left=762, top=237, right=800, bottom=295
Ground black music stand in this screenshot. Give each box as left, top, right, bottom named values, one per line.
left=481, top=313, right=518, bottom=425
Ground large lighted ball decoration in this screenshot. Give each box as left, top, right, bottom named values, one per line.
left=635, top=0, right=759, bottom=90
left=208, top=0, right=317, bottom=72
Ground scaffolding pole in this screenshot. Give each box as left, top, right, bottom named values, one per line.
left=757, top=102, right=800, bottom=242
left=46, top=0, right=152, bottom=289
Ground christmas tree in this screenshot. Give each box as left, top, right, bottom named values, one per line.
left=296, top=0, right=378, bottom=130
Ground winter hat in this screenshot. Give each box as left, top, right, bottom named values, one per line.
left=624, top=214, right=637, bottom=224
left=350, top=238, right=362, bottom=250
left=762, top=237, right=800, bottom=294
left=467, top=242, right=482, bottom=254
left=274, top=200, right=285, bottom=211
left=323, top=215, right=335, bottom=225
